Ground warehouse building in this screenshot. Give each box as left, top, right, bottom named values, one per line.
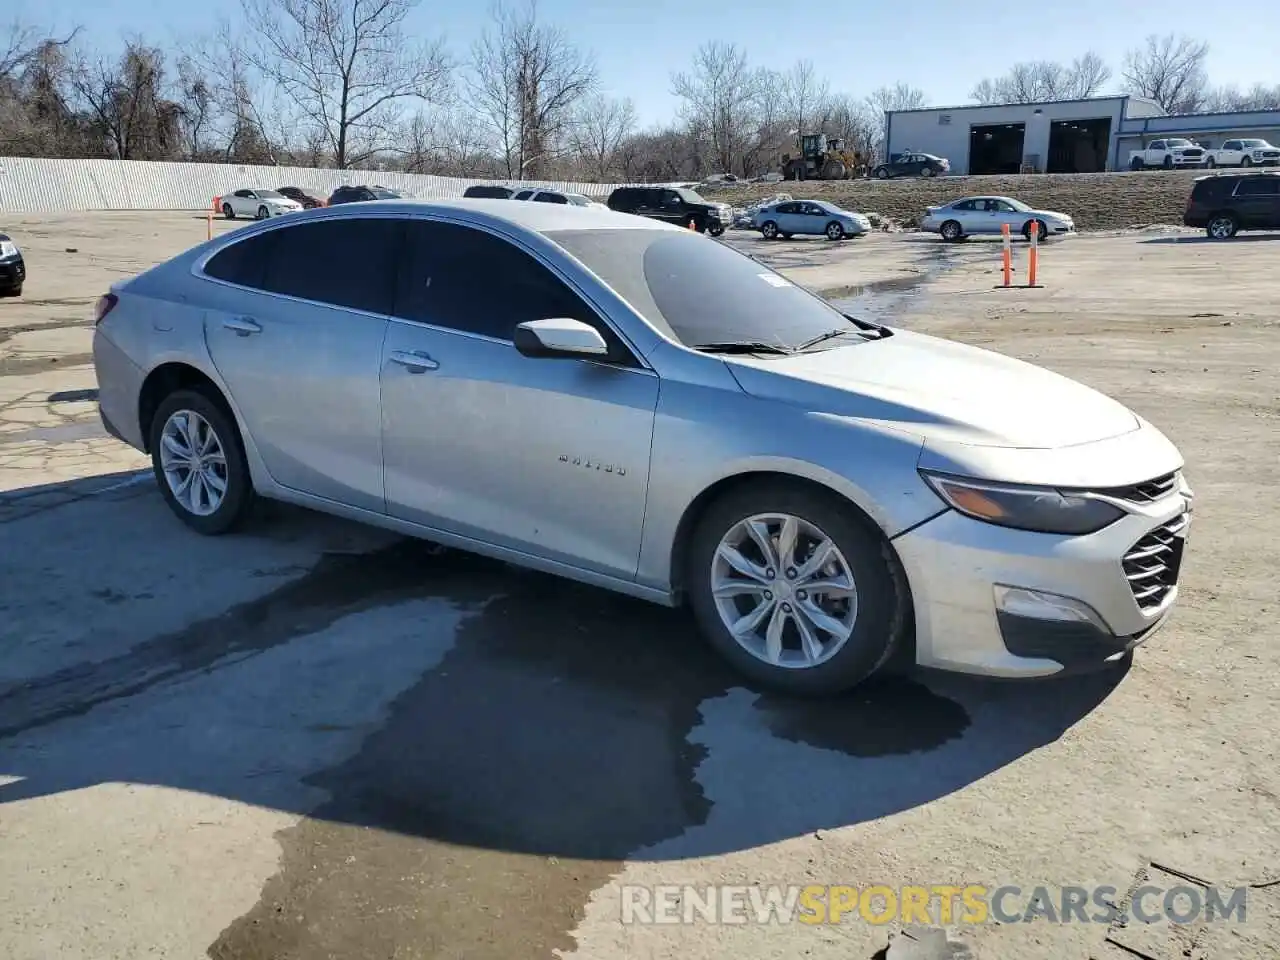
left=885, top=96, right=1280, bottom=175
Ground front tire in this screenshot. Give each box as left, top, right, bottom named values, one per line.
left=256, top=205, right=269, bottom=220
left=1205, top=157, right=1216, bottom=168
left=686, top=481, right=909, bottom=696
left=825, top=221, right=845, bottom=241
left=1023, top=219, right=1048, bottom=242
left=921, top=166, right=936, bottom=178
left=1242, top=156, right=1253, bottom=168
left=708, top=224, right=725, bottom=237
left=149, top=388, right=255, bottom=535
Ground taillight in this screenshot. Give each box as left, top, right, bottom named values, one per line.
left=93, top=293, right=118, bottom=325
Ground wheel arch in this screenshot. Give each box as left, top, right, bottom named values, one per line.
left=137, top=362, right=231, bottom=454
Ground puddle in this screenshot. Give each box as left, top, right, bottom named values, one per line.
left=828, top=246, right=967, bottom=324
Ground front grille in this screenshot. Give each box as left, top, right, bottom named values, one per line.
left=1097, top=471, right=1180, bottom=504
left=1123, top=513, right=1188, bottom=611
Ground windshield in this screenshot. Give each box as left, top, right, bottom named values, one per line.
left=1001, top=197, right=1032, bottom=212
left=1168, top=139, right=1193, bottom=147
left=676, top=188, right=707, bottom=204
left=1241, top=139, right=1268, bottom=148
left=546, top=228, right=868, bottom=351
left=256, top=190, right=285, bottom=199
left=565, top=194, right=591, bottom=206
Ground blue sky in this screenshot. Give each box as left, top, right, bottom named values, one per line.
left=33, top=0, right=1280, bottom=126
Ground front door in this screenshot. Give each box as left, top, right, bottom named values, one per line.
left=201, top=216, right=401, bottom=512
left=380, top=218, right=660, bottom=580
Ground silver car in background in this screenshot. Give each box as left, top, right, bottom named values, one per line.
left=922, top=196, right=1075, bottom=241
left=751, top=200, right=870, bottom=241
left=92, top=200, right=1190, bottom=696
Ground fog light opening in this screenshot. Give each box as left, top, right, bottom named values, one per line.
left=994, top=585, right=1112, bottom=633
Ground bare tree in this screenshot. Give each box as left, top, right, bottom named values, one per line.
left=970, top=52, right=1111, bottom=104
left=1122, top=34, right=1209, bottom=114
left=825, top=93, right=880, bottom=167
left=782, top=58, right=829, bottom=139
left=174, top=55, right=214, bottom=159
left=469, top=0, right=597, bottom=180
left=570, top=93, right=635, bottom=180
left=1204, top=83, right=1280, bottom=112
left=865, top=82, right=926, bottom=156
left=238, top=0, right=451, bottom=168
left=740, top=66, right=788, bottom=176
left=70, top=40, right=180, bottom=159
left=671, top=41, right=757, bottom=175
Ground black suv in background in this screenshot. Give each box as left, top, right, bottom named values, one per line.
left=0, top=231, right=24, bottom=296
left=1184, top=171, right=1280, bottom=239
left=327, top=185, right=405, bottom=205
left=278, top=186, right=325, bottom=208
left=463, top=184, right=516, bottom=199
left=871, top=152, right=950, bottom=179
left=607, top=186, right=731, bottom=236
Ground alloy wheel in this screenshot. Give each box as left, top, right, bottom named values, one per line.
left=159, top=409, right=228, bottom=517
left=1208, top=217, right=1235, bottom=239
left=710, top=513, right=859, bottom=669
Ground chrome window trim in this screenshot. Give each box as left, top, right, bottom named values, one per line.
left=190, top=207, right=655, bottom=372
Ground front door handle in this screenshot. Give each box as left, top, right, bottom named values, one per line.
left=389, top=349, right=439, bottom=373
left=223, top=316, right=262, bottom=336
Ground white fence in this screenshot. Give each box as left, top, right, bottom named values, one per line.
left=0, top=156, right=634, bottom=214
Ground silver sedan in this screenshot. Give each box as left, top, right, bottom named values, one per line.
left=921, top=196, right=1075, bottom=241
left=751, top=200, right=870, bottom=240
left=92, top=199, right=1190, bottom=695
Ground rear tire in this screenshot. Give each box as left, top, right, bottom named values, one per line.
left=149, top=388, right=256, bottom=536
left=1130, top=158, right=1144, bottom=171
left=760, top=220, right=779, bottom=240
left=1206, top=214, right=1238, bottom=240
left=686, top=481, right=910, bottom=697
left=222, top=202, right=235, bottom=219
left=940, top=220, right=963, bottom=242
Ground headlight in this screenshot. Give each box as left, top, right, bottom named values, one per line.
left=0, top=240, right=18, bottom=259
left=919, top=471, right=1125, bottom=535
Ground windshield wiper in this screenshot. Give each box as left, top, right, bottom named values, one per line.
left=796, top=328, right=863, bottom=350
left=693, top=341, right=794, bottom=355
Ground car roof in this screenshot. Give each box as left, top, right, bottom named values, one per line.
left=269, top=197, right=684, bottom=235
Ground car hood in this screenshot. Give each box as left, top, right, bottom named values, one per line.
left=1031, top=209, right=1071, bottom=221
left=724, top=328, right=1139, bottom=449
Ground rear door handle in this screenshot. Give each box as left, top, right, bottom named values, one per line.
left=389, top=349, right=439, bottom=373
left=223, top=316, right=262, bottom=336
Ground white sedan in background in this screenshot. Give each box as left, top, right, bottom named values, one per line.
left=922, top=196, right=1074, bottom=242
left=220, top=189, right=304, bottom=220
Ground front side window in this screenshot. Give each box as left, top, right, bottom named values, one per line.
left=393, top=220, right=621, bottom=355
left=548, top=228, right=872, bottom=352
left=247, top=218, right=402, bottom=313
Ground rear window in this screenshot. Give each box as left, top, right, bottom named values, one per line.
left=546, top=228, right=867, bottom=350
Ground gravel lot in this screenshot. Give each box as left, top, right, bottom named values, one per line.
left=712, top=169, right=1209, bottom=231
left=1, top=212, right=1278, bottom=960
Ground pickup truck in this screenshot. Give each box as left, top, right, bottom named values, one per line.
left=1129, top=139, right=1207, bottom=170
left=1204, top=138, right=1280, bottom=168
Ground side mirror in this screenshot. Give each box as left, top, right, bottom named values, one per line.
left=514, top=318, right=609, bottom=359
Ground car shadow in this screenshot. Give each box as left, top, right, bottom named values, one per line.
left=1140, top=233, right=1280, bottom=244
left=0, top=478, right=1126, bottom=865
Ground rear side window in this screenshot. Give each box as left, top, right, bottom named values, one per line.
left=1236, top=177, right=1280, bottom=197
left=204, top=232, right=274, bottom=289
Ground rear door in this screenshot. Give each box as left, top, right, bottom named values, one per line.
left=1232, top=176, right=1280, bottom=228
left=200, top=216, right=402, bottom=512
left=772, top=201, right=802, bottom=234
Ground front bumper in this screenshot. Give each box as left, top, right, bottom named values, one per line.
left=0, top=255, right=25, bottom=289
left=894, top=481, right=1193, bottom=678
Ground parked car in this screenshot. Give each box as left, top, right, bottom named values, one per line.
left=607, top=185, right=731, bottom=236
left=871, top=152, right=950, bottom=179
left=219, top=189, right=303, bottom=220
left=1204, top=139, right=1280, bottom=169
left=512, top=188, right=592, bottom=207
left=751, top=199, right=870, bottom=241
left=0, top=231, right=25, bottom=296
left=91, top=199, right=1191, bottom=696
left=463, top=184, right=516, bottom=199
left=921, top=196, right=1075, bottom=242
left=1183, top=171, right=1280, bottom=239
left=327, top=185, right=405, bottom=205
left=277, top=186, right=325, bottom=209
left=1128, top=139, right=1207, bottom=170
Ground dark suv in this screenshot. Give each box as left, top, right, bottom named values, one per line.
left=463, top=184, right=516, bottom=199
left=0, top=231, right=24, bottom=296
left=607, top=186, right=730, bottom=236
left=327, top=185, right=404, bottom=205
left=1184, top=171, right=1280, bottom=239
left=278, top=186, right=324, bottom=208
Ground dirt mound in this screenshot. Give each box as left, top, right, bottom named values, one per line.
left=713, top=170, right=1206, bottom=232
